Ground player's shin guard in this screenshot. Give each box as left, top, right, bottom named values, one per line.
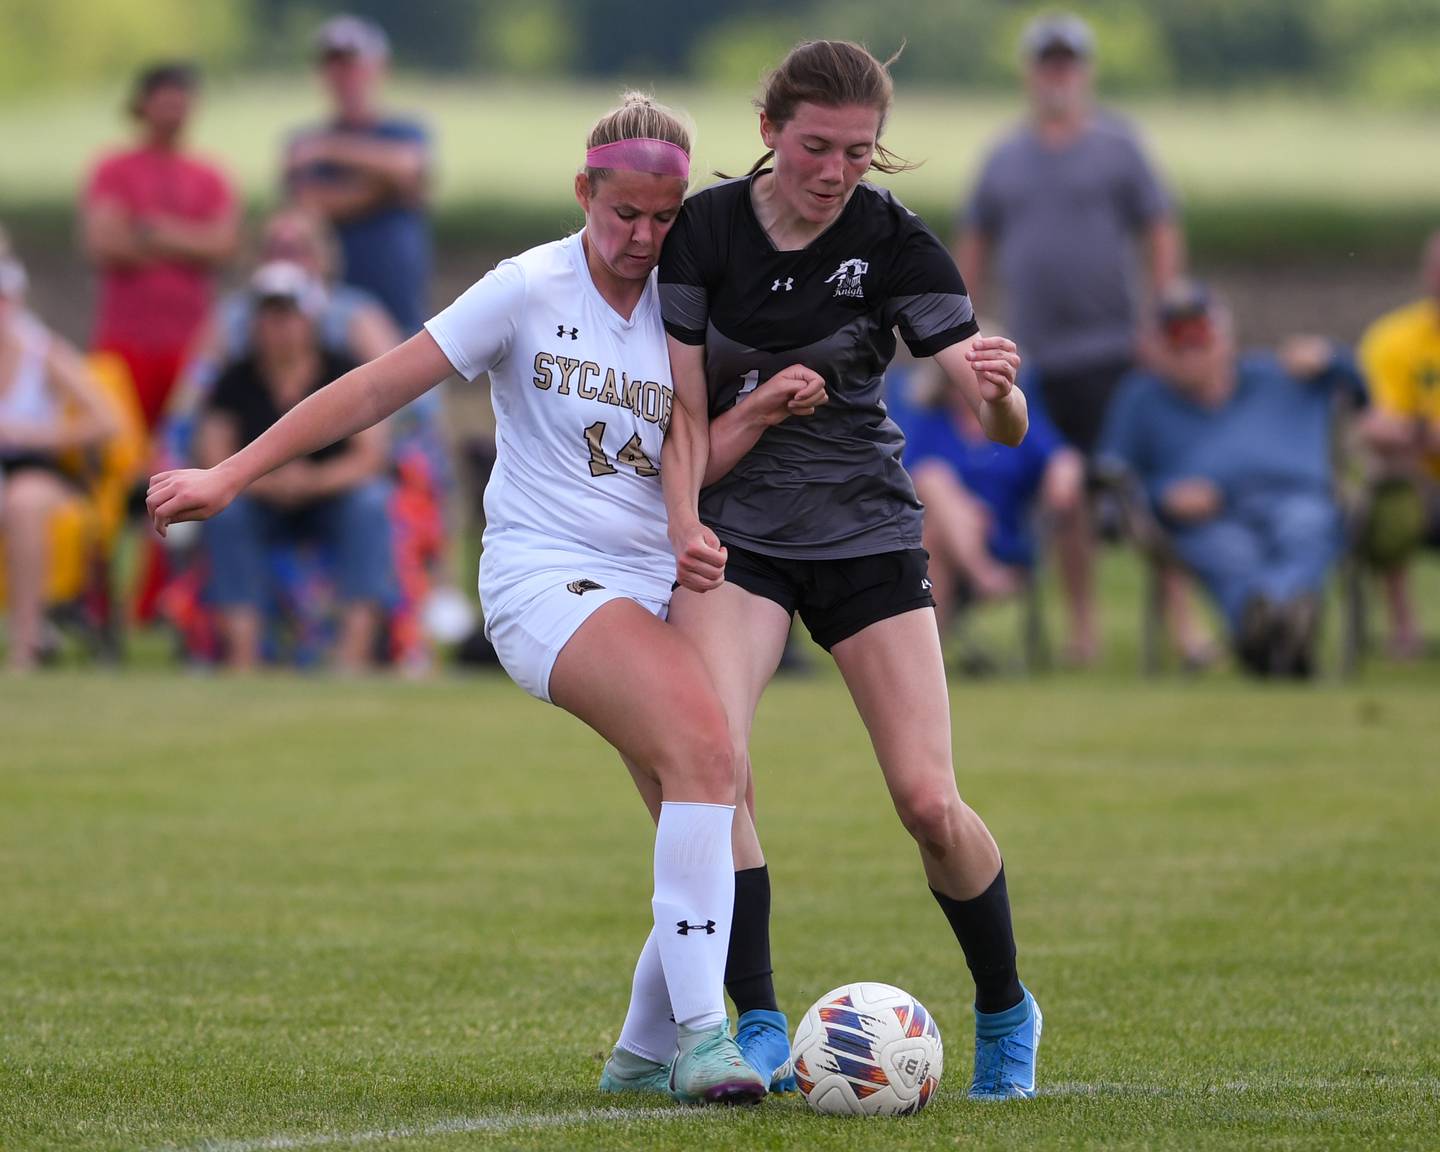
left=652, top=801, right=736, bottom=1032
left=616, top=929, right=677, bottom=1063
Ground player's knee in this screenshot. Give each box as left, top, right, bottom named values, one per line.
left=893, top=782, right=964, bottom=847
left=655, top=708, right=732, bottom=800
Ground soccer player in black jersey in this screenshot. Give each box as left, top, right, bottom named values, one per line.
left=657, top=40, right=1042, bottom=1100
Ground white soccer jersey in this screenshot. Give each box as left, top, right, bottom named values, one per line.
left=425, top=232, right=676, bottom=615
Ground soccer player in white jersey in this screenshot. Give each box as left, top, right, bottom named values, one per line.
left=146, top=93, right=825, bottom=1106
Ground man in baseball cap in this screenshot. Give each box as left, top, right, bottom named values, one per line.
left=956, top=10, right=1184, bottom=666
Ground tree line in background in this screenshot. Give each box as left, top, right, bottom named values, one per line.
left=4, top=0, right=1440, bottom=107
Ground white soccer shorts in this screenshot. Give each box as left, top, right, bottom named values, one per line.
left=484, top=570, right=669, bottom=703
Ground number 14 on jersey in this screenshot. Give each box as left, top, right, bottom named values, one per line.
left=584, top=420, right=658, bottom=478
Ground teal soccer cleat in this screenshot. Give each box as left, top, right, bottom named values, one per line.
left=736, top=1008, right=798, bottom=1093
left=969, top=987, right=1042, bottom=1100
left=599, top=1046, right=674, bottom=1097
left=668, top=1021, right=768, bottom=1105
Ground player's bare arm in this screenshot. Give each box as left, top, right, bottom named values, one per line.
left=661, top=335, right=726, bottom=592
left=702, top=365, right=828, bottom=486
left=935, top=333, right=1027, bottom=447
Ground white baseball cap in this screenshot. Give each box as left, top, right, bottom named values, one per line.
left=250, top=260, right=326, bottom=317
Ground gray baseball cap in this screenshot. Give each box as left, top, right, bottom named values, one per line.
left=314, top=14, right=390, bottom=62
left=1021, top=13, right=1095, bottom=60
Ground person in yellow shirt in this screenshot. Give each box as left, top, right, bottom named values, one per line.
left=1358, top=230, right=1440, bottom=658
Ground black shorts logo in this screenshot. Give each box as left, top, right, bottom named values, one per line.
left=567, top=578, right=605, bottom=596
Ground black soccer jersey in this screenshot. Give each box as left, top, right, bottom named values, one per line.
left=660, top=173, right=979, bottom=559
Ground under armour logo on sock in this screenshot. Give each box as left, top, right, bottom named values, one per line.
left=676, top=919, right=717, bottom=935
left=557, top=324, right=579, bottom=339
left=772, top=278, right=793, bottom=292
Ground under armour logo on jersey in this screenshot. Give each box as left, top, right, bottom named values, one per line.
left=676, top=919, right=717, bottom=936
left=824, top=258, right=869, bottom=299
left=567, top=578, right=605, bottom=596
left=772, top=277, right=794, bottom=292
left=557, top=324, right=579, bottom=340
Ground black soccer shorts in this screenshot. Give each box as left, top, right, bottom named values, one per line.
left=720, top=543, right=936, bottom=651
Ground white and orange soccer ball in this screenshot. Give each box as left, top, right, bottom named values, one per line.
left=791, top=981, right=944, bottom=1116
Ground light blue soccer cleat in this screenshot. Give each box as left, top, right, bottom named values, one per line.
left=599, top=1046, right=674, bottom=1097
left=669, top=1021, right=768, bottom=1106
left=969, top=986, right=1043, bottom=1100
left=736, top=1008, right=798, bottom=1093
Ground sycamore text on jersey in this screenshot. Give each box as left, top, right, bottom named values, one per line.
left=532, top=351, right=674, bottom=431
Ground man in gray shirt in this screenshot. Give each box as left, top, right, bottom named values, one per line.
left=955, top=13, right=1186, bottom=664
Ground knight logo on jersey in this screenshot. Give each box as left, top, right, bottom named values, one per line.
left=824, top=258, right=869, bottom=299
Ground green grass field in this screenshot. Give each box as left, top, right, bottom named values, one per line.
left=3, top=79, right=1440, bottom=256
left=3, top=560, right=1439, bottom=1150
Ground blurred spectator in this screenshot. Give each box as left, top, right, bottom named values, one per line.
left=284, top=14, right=453, bottom=671
left=1099, top=283, right=1365, bottom=678
left=197, top=262, right=393, bottom=672
left=1, top=245, right=117, bottom=672
left=218, top=204, right=402, bottom=367
left=955, top=12, right=1183, bottom=663
left=156, top=207, right=401, bottom=663
left=172, top=205, right=400, bottom=427
left=1357, top=230, right=1440, bottom=659
left=284, top=15, right=431, bottom=337
left=80, top=61, right=239, bottom=432
left=889, top=359, right=1084, bottom=635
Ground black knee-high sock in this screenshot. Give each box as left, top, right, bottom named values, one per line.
left=726, top=866, right=779, bottom=1015
left=931, top=864, right=1023, bottom=1015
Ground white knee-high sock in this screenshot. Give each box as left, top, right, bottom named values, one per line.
left=616, top=929, right=677, bottom=1063
left=651, top=801, right=735, bottom=1031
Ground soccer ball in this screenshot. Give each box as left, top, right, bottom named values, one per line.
left=791, top=981, right=943, bottom=1116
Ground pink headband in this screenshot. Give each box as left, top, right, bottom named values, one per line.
left=585, top=138, right=690, bottom=180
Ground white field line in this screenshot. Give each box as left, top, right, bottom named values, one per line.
left=154, top=1077, right=1440, bottom=1152
left=157, top=1106, right=705, bottom=1152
